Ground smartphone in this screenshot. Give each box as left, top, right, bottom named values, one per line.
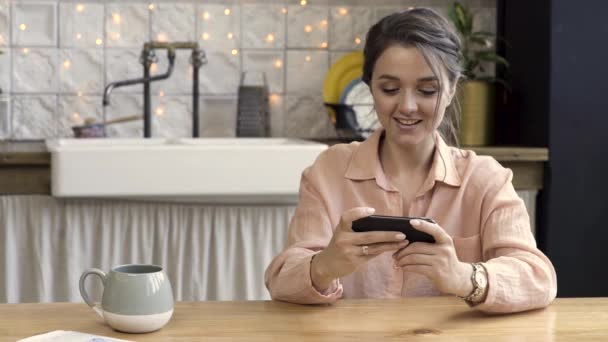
left=351, top=215, right=436, bottom=243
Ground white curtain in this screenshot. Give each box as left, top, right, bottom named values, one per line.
left=0, top=191, right=536, bottom=303
left=0, top=195, right=294, bottom=303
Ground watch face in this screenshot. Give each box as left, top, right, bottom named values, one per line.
left=475, top=271, right=487, bottom=287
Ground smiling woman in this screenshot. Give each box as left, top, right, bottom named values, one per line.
left=369, top=46, right=455, bottom=149
left=265, top=8, right=557, bottom=314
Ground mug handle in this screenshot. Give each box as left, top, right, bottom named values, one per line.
left=79, top=268, right=106, bottom=318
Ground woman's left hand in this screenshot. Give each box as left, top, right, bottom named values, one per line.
left=392, top=219, right=473, bottom=297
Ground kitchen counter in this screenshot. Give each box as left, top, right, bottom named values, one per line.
left=0, top=141, right=50, bottom=194
left=0, top=141, right=548, bottom=195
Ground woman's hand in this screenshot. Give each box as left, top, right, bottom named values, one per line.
left=392, top=219, right=473, bottom=297
left=311, top=207, right=410, bottom=291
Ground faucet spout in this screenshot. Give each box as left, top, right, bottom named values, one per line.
left=103, top=41, right=205, bottom=138
left=102, top=49, right=176, bottom=107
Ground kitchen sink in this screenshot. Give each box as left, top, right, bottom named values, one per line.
left=46, top=138, right=327, bottom=203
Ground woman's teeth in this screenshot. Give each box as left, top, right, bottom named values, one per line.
left=395, top=118, right=421, bottom=126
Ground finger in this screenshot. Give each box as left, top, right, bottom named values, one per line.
left=339, top=207, right=376, bottom=231
left=364, top=240, right=410, bottom=256
left=392, top=242, right=436, bottom=260
left=410, top=219, right=451, bottom=244
left=347, top=230, right=407, bottom=245
left=399, top=264, right=432, bottom=276
left=395, top=253, right=435, bottom=267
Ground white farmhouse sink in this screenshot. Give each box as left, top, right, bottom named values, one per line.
left=46, top=138, right=328, bottom=203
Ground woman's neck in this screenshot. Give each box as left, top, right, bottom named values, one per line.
left=379, top=132, right=436, bottom=185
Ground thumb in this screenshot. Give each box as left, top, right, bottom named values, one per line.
left=339, top=207, right=375, bottom=231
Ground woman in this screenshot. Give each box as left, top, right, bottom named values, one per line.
left=265, top=8, right=556, bottom=313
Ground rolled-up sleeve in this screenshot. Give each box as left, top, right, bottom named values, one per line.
left=476, top=168, right=557, bottom=313
left=264, top=167, right=343, bottom=304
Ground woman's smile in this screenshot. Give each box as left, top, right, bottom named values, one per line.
left=393, top=117, right=423, bottom=130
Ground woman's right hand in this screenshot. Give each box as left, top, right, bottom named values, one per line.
left=310, top=207, right=410, bottom=291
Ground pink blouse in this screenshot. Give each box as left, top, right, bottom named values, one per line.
left=265, top=129, right=557, bottom=313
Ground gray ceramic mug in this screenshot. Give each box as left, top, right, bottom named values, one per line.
left=79, top=264, right=174, bottom=333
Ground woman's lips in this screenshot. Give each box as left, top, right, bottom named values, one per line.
left=394, top=117, right=422, bottom=129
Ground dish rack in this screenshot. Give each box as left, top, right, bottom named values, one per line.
left=324, top=103, right=374, bottom=141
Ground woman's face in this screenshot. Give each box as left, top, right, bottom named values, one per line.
left=370, top=45, right=455, bottom=148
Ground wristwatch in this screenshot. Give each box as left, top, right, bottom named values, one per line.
left=460, top=263, right=488, bottom=306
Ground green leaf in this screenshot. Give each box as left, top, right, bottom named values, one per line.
left=471, top=32, right=511, bottom=48
left=475, top=51, right=510, bottom=68
left=476, top=76, right=512, bottom=92
left=463, top=6, right=474, bottom=35
left=449, top=3, right=466, bottom=34
left=471, top=31, right=496, bottom=37
left=469, top=35, right=493, bottom=48
left=455, top=3, right=470, bottom=35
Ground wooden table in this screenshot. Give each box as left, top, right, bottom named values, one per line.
left=2, top=297, right=607, bottom=341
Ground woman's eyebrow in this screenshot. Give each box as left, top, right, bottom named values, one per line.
left=377, top=74, right=438, bottom=82
left=377, top=74, right=400, bottom=81
left=418, top=76, right=439, bottom=82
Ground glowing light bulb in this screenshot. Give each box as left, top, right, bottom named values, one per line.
left=320, top=20, right=328, bottom=27
left=95, top=38, right=103, bottom=45
left=19, top=24, right=26, bottom=31
left=202, top=33, right=210, bottom=40
left=282, top=8, right=287, bottom=14
left=159, top=91, right=165, bottom=97
left=269, top=94, right=280, bottom=104
left=224, top=8, right=231, bottom=15
left=63, top=60, right=72, bottom=69
left=231, top=49, right=238, bottom=56
left=22, top=48, right=29, bottom=54
left=300, top=0, right=307, bottom=6
left=265, top=34, right=275, bottom=42
left=149, top=4, right=155, bottom=10
left=304, top=25, right=312, bottom=33
left=155, top=107, right=164, bottom=116
left=354, top=37, right=362, bottom=45
left=202, top=12, right=210, bottom=20
left=227, top=32, right=233, bottom=39
left=75, top=33, right=82, bottom=40
left=320, top=41, right=327, bottom=48
left=305, top=55, right=311, bottom=62
left=157, top=33, right=168, bottom=42
left=112, top=13, right=121, bottom=24
left=274, top=59, right=283, bottom=68
left=76, top=4, right=85, bottom=12
left=339, top=8, right=348, bottom=16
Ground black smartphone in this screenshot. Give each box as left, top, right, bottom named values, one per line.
left=351, top=215, right=436, bottom=243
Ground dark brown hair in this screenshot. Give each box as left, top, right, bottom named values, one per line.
left=362, top=8, right=463, bottom=146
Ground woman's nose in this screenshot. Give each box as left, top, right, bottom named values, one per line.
left=398, top=91, right=418, bottom=114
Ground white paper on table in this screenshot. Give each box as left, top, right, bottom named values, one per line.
left=18, top=330, right=133, bottom=342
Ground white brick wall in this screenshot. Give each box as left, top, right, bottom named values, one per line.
left=0, top=0, right=496, bottom=140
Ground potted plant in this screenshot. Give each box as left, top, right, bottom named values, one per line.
left=448, top=2, right=509, bottom=146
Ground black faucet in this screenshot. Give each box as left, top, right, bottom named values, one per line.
left=102, top=41, right=207, bottom=138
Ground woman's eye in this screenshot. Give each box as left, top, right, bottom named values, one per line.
left=419, top=89, right=437, bottom=96
left=381, top=88, right=399, bottom=94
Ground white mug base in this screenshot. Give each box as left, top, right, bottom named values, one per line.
left=103, top=309, right=173, bottom=333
